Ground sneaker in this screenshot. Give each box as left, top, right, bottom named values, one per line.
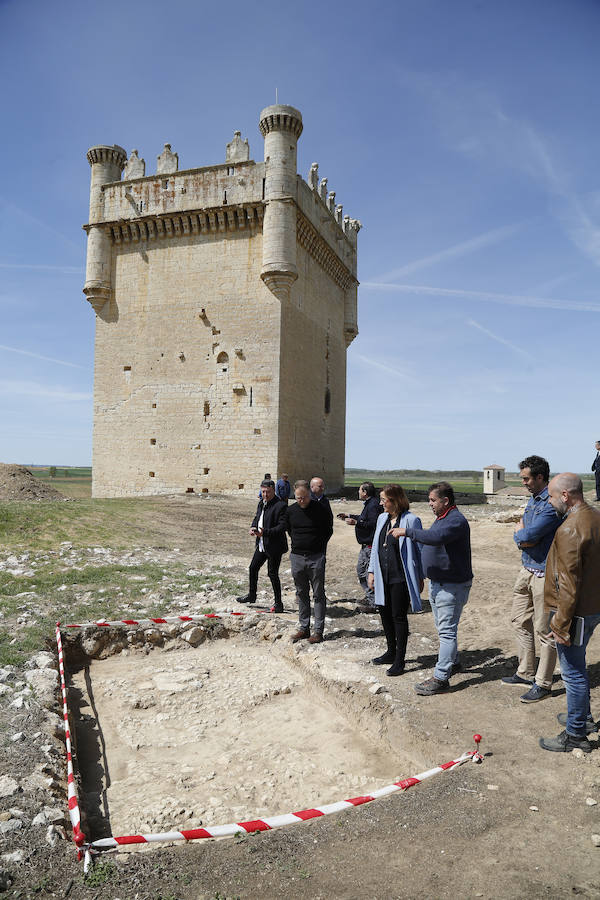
left=291, top=628, right=310, bottom=643
left=539, top=730, right=592, bottom=754
left=270, top=603, right=284, bottom=613
left=236, top=594, right=256, bottom=604
left=414, top=676, right=450, bottom=696
left=520, top=684, right=551, bottom=703
left=501, top=673, right=533, bottom=686
left=372, top=650, right=395, bottom=665
left=557, top=712, right=598, bottom=735
left=308, top=632, right=323, bottom=644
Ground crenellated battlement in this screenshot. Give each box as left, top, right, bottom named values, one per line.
left=305, top=161, right=361, bottom=248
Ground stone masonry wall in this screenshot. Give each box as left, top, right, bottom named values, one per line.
left=277, top=240, right=347, bottom=490
left=92, top=227, right=282, bottom=497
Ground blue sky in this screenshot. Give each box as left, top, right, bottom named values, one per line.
left=1, top=0, right=599, bottom=472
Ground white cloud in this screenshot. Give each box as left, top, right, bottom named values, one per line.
left=0, top=380, right=91, bottom=402
left=0, top=263, right=84, bottom=274
left=395, top=68, right=600, bottom=267
left=372, top=221, right=525, bottom=282
left=466, top=319, right=533, bottom=361
left=355, top=354, right=417, bottom=383
left=0, top=344, right=86, bottom=369
left=362, top=281, right=600, bottom=313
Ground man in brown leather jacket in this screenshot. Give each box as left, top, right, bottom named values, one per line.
left=539, top=473, right=600, bottom=754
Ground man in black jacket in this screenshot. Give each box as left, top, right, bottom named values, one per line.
left=287, top=480, right=333, bottom=643
left=237, top=480, right=289, bottom=613
left=340, top=482, right=382, bottom=611
left=592, top=441, right=600, bottom=502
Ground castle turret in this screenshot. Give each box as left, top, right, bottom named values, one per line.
left=83, top=144, right=126, bottom=313
left=259, top=104, right=303, bottom=301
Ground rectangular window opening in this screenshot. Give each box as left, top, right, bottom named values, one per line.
left=150, top=438, right=156, bottom=445
left=123, top=365, right=131, bottom=371
left=149, top=471, right=155, bottom=477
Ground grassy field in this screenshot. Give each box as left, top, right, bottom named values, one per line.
left=0, top=496, right=170, bottom=550
left=344, top=469, right=596, bottom=493
left=19, top=465, right=599, bottom=500
left=29, top=466, right=92, bottom=499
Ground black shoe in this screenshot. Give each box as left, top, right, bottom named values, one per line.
left=520, top=684, right=551, bottom=703
left=386, top=663, right=405, bottom=677
left=372, top=650, right=395, bottom=665
left=236, top=594, right=256, bottom=604
left=557, top=712, right=598, bottom=735
left=539, top=730, right=592, bottom=754
left=501, top=673, right=533, bottom=686
left=270, top=603, right=284, bottom=613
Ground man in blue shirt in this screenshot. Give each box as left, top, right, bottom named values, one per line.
left=275, top=473, right=291, bottom=504
left=396, top=481, right=473, bottom=695
left=502, top=455, right=561, bottom=702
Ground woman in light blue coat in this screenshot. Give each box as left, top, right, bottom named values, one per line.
left=368, top=484, right=423, bottom=676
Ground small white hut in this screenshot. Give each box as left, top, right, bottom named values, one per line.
left=483, top=464, right=506, bottom=495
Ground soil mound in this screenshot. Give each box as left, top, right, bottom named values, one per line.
left=0, top=463, right=67, bottom=501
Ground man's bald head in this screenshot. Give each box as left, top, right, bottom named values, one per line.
left=548, top=472, right=584, bottom=515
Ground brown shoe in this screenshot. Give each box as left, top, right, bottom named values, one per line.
left=308, top=632, right=323, bottom=644
left=291, top=628, right=310, bottom=643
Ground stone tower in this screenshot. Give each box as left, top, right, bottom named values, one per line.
left=83, top=103, right=360, bottom=497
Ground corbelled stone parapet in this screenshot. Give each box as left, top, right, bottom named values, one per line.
left=259, top=104, right=303, bottom=139
left=86, top=145, right=127, bottom=168
left=84, top=202, right=265, bottom=244
left=296, top=211, right=357, bottom=291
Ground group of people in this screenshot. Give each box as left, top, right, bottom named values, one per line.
left=236, top=454, right=600, bottom=753
left=236, top=477, right=332, bottom=643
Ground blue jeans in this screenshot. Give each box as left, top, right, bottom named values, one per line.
left=429, top=580, right=472, bottom=681
left=357, top=545, right=375, bottom=604
left=556, top=613, right=600, bottom=737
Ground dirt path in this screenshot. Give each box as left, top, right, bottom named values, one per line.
left=1, top=494, right=600, bottom=898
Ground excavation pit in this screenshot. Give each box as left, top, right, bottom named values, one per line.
left=68, top=627, right=409, bottom=847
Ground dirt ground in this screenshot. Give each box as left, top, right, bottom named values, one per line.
left=1, top=493, right=600, bottom=899
left=0, top=464, right=66, bottom=501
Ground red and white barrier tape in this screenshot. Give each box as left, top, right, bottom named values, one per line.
left=55, top=624, right=86, bottom=858
left=56, top=620, right=484, bottom=872
left=82, top=738, right=483, bottom=870
left=62, top=612, right=244, bottom=629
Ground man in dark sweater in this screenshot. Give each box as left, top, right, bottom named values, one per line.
left=287, top=480, right=333, bottom=644
left=236, top=480, right=289, bottom=612
left=395, top=481, right=473, bottom=695
left=340, top=481, right=382, bottom=610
